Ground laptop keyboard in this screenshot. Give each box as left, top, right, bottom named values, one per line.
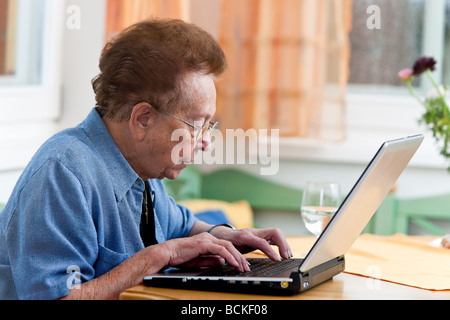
left=199, top=258, right=303, bottom=277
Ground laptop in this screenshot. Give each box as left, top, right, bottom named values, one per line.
left=144, top=134, right=424, bottom=295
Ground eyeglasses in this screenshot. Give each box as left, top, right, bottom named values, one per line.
left=158, top=108, right=219, bottom=142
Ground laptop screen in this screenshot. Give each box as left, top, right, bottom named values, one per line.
left=299, top=135, right=423, bottom=272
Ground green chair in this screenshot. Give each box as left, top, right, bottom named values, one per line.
left=394, top=194, right=450, bottom=235
left=163, top=166, right=402, bottom=235
left=165, top=166, right=450, bottom=236
left=163, top=165, right=203, bottom=201
left=164, top=166, right=302, bottom=231
left=164, top=166, right=302, bottom=212
left=369, top=193, right=450, bottom=236
left=202, top=169, right=301, bottom=212
left=0, top=203, right=5, bottom=213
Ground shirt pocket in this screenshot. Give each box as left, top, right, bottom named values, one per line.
left=94, top=245, right=130, bottom=278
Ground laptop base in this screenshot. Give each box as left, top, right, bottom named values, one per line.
left=144, top=256, right=345, bottom=295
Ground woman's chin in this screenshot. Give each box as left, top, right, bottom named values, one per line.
left=162, top=164, right=190, bottom=180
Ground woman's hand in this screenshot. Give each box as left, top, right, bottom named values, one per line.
left=159, top=232, right=251, bottom=272
left=209, top=226, right=293, bottom=261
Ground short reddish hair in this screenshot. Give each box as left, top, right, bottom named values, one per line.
left=92, top=19, right=227, bottom=121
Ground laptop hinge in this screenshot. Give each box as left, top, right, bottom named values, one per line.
left=292, top=256, right=345, bottom=291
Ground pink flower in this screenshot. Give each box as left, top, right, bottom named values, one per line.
left=398, top=68, right=414, bottom=82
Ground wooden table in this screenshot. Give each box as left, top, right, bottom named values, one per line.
left=120, top=236, right=450, bottom=300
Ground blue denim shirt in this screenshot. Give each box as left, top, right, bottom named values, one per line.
left=0, top=108, right=198, bottom=300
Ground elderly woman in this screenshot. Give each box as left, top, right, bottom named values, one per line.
left=0, top=19, right=291, bottom=300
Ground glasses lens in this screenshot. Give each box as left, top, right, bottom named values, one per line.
left=196, top=122, right=217, bottom=142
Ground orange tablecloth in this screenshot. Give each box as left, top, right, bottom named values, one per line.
left=287, top=234, right=450, bottom=291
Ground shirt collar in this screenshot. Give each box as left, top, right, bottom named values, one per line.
left=80, top=108, right=143, bottom=200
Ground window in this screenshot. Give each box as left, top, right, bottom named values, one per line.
left=341, top=0, right=447, bottom=168
left=0, top=0, right=45, bottom=85
left=0, top=0, right=64, bottom=123
left=349, top=0, right=450, bottom=94
left=442, top=0, right=450, bottom=85
left=349, top=0, right=425, bottom=90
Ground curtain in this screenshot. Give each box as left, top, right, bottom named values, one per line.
left=0, top=0, right=16, bottom=75
left=216, top=0, right=352, bottom=140
left=105, top=0, right=187, bottom=41
left=0, top=0, right=8, bottom=74
left=105, top=0, right=352, bottom=140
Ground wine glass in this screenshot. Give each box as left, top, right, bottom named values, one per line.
left=301, top=182, right=341, bottom=237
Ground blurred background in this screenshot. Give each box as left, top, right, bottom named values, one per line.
left=2, top=0, right=450, bottom=235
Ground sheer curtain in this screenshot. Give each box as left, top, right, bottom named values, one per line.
left=104, top=0, right=352, bottom=140
left=216, top=0, right=352, bottom=140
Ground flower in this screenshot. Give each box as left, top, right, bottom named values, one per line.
left=412, top=56, right=437, bottom=75
left=399, top=57, right=450, bottom=168
left=398, top=68, right=414, bottom=82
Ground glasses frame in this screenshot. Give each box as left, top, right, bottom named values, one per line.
left=150, top=103, right=218, bottom=142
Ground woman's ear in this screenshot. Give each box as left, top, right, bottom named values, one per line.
left=129, top=102, right=153, bottom=141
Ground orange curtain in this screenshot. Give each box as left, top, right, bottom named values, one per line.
left=0, top=0, right=8, bottom=74
left=216, top=0, right=352, bottom=140
left=0, top=0, right=16, bottom=76
left=104, top=0, right=352, bottom=140
left=105, top=0, right=187, bottom=41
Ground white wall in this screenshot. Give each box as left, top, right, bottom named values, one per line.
left=58, top=0, right=106, bottom=131
left=55, top=0, right=227, bottom=129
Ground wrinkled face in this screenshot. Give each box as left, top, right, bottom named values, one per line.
left=138, top=73, right=217, bottom=180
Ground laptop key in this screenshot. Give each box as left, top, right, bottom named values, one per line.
left=199, top=258, right=302, bottom=277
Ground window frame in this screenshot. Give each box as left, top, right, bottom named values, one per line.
left=0, top=0, right=64, bottom=123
